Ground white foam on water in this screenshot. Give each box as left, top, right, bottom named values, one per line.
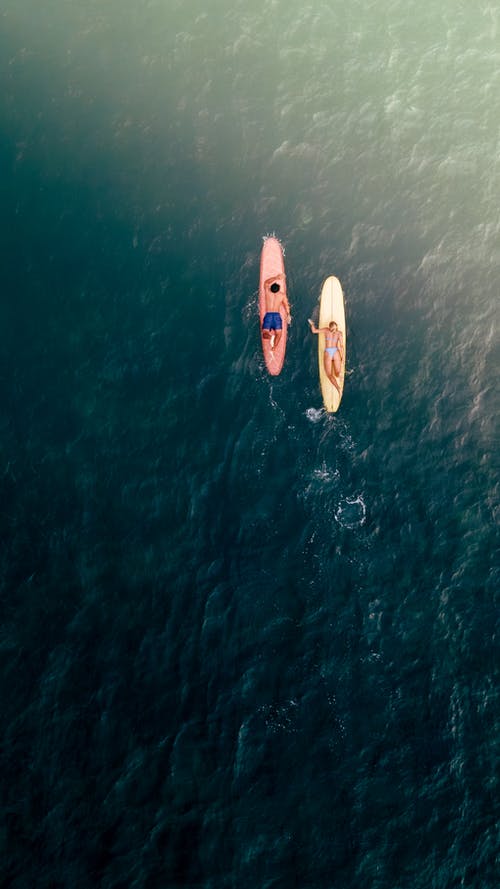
left=334, top=494, right=367, bottom=529
left=305, top=407, right=324, bottom=423
left=311, top=462, right=340, bottom=484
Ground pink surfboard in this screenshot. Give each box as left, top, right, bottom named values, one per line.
left=259, top=236, right=288, bottom=375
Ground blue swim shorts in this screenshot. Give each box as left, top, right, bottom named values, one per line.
left=262, top=311, right=283, bottom=331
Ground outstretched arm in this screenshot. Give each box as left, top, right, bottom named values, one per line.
left=308, top=319, right=327, bottom=335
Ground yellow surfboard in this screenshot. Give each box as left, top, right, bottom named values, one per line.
left=318, top=276, right=346, bottom=412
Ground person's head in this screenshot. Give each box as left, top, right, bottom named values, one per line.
left=329, top=321, right=338, bottom=331
left=270, top=282, right=280, bottom=293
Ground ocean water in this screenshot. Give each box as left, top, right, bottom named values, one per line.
left=1, top=1, right=498, bottom=887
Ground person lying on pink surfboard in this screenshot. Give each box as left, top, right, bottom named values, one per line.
left=262, top=273, right=291, bottom=351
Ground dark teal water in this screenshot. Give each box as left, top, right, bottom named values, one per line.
left=1, top=3, right=498, bottom=887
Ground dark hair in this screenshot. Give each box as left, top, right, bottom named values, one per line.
left=270, top=282, right=280, bottom=293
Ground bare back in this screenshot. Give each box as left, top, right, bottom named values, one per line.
left=264, top=274, right=289, bottom=314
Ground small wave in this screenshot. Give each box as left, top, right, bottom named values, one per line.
left=312, top=462, right=340, bottom=484
left=335, top=494, right=367, bottom=528
left=337, top=425, right=355, bottom=452
left=242, top=290, right=258, bottom=324
left=306, top=407, right=324, bottom=423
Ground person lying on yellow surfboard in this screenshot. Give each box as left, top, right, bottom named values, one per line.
left=308, top=318, right=344, bottom=395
